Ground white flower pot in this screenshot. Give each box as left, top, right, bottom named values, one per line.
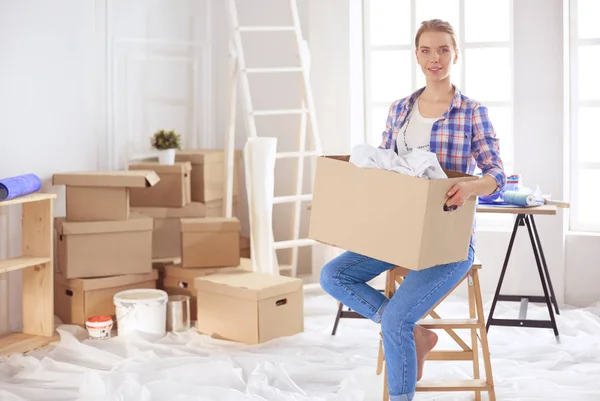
left=158, top=148, right=176, bottom=165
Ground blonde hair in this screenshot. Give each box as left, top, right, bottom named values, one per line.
left=415, top=19, right=458, bottom=51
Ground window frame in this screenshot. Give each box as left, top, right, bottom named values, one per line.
left=568, top=0, right=600, bottom=233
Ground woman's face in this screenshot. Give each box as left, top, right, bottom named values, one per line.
left=415, top=31, right=458, bottom=82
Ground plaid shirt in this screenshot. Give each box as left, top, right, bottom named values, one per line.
left=379, top=86, right=507, bottom=247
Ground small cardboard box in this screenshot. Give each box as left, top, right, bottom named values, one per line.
left=308, top=156, right=478, bottom=271
left=132, top=202, right=207, bottom=259
left=52, top=170, right=160, bottom=221
left=175, top=149, right=242, bottom=203
left=54, top=270, right=158, bottom=325
left=56, top=213, right=154, bottom=279
left=162, top=264, right=237, bottom=320
left=128, top=162, right=192, bottom=207
left=194, top=269, right=304, bottom=344
left=181, top=217, right=241, bottom=268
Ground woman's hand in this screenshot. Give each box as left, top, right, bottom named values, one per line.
left=446, top=181, right=475, bottom=207
left=446, top=175, right=499, bottom=208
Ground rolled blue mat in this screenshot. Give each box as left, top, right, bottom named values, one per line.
left=502, top=190, right=536, bottom=207
left=0, top=174, right=42, bottom=201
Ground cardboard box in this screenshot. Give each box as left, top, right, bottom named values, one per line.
left=52, top=170, right=160, bottom=221
left=56, top=214, right=154, bottom=279
left=308, top=156, right=478, bottom=271
left=54, top=270, right=158, bottom=325
left=194, top=269, right=304, bottom=344
left=132, top=202, right=207, bottom=259
left=129, top=162, right=192, bottom=207
left=175, top=149, right=242, bottom=203
left=205, top=198, right=239, bottom=218
left=162, top=264, right=237, bottom=320
left=240, top=235, right=250, bottom=258
left=181, top=217, right=241, bottom=268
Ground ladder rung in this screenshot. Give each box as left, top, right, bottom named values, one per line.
left=426, top=350, right=474, bottom=361
left=273, top=194, right=312, bottom=204
left=273, top=238, right=316, bottom=250
left=252, top=109, right=308, bottom=116
left=246, top=67, right=302, bottom=73
left=416, top=379, right=489, bottom=392
left=275, top=151, right=319, bottom=159
left=417, top=319, right=480, bottom=329
left=239, top=26, right=295, bottom=32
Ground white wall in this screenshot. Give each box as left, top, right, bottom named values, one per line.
left=0, top=0, right=99, bottom=334
left=0, top=0, right=213, bottom=334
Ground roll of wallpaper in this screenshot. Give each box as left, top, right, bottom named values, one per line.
left=244, top=137, right=280, bottom=275
left=503, top=190, right=536, bottom=207
left=0, top=174, right=42, bottom=201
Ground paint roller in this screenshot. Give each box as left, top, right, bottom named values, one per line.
left=502, top=191, right=537, bottom=207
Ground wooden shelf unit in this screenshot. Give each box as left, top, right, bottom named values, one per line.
left=0, top=193, right=58, bottom=357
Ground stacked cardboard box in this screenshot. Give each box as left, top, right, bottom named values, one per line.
left=51, top=170, right=161, bottom=325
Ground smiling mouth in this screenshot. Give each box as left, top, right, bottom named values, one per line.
left=428, top=67, right=442, bottom=72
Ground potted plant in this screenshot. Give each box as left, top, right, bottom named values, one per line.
left=151, top=129, right=182, bottom=165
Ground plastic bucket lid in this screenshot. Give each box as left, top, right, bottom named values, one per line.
left=113, top=289, right=168, bottom=306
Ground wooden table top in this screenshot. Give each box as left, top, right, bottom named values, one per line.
left=475, top=204, right=557, bottom=215
left=307, top=203, right=558, bottom=216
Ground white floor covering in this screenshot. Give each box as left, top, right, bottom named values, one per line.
left=1, top=287, right=600, bottom=401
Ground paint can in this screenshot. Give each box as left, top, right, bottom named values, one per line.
left=113, top=289, right=168, bottom=339
left=166, top=295, right=191, bottom=332
left=85, top=315, right=113, bottom=340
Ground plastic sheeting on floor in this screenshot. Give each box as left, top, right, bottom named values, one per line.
left=1, top=288, right=600, bottom=401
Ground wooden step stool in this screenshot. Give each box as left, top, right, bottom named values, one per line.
left=376, top=261, right=496, bottom=401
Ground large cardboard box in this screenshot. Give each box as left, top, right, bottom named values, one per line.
left=194, top=270, right=304, bottom=344
left=54, top=270, right=158, bottom=325
left=181, top=217, right=241, bottom=268
left=175, top=149, right=242, bottom=203
left=52, top=170, right=160, bottom=222
left=308, top=156, right=478, bottom=271
left=132, top=202, right=207, bottom=259
left=129, top=162, right=192, bottom=207
left=56, top=214, right=153, bottom=279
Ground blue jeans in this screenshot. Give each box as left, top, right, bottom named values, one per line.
left=320, top=247, right=475, bottom=401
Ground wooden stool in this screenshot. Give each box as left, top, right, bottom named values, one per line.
left=376, top=262, right=496, bottom=401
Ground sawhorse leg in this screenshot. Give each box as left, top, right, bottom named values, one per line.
left=486, top=213, right=560, bottom=339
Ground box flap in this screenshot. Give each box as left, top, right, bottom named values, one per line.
left=132, top=202, right=206, bottom=219
left=55, top=269, right=158, bottom=291
left=175, top=149, right=242, bottom=164
left=129, top=162, right=192, bottom=175
left=53, top=170, right=160, bottom=188
left=56, top=213, right=153, bottom=235
left=308, top=155, right=430, bottom=269
left=194, top=270, right=303, bottom=301
left=181, top=217, right=241, bottom=233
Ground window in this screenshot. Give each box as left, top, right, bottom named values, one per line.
left=569, top=0, right=600, bottom=232
left=363, top=0, right=514, bottom=229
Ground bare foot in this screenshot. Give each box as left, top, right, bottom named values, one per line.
left=414, top=325, right=438, bottom=381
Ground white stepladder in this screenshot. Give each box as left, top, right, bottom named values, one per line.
left=222, top=0, right=323, bottom=277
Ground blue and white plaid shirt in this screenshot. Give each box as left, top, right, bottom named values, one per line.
left=379, top=85, right=507, bottom=247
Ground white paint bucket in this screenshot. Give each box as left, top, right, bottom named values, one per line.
left=85, top=315, right=113, bottom=340
left=113, top=289, right=168, bottom=339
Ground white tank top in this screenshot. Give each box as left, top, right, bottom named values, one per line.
left=397, top=99, right=438, bottom=154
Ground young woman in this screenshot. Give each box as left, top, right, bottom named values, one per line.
left=320, top=19, right=506, bottom=401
